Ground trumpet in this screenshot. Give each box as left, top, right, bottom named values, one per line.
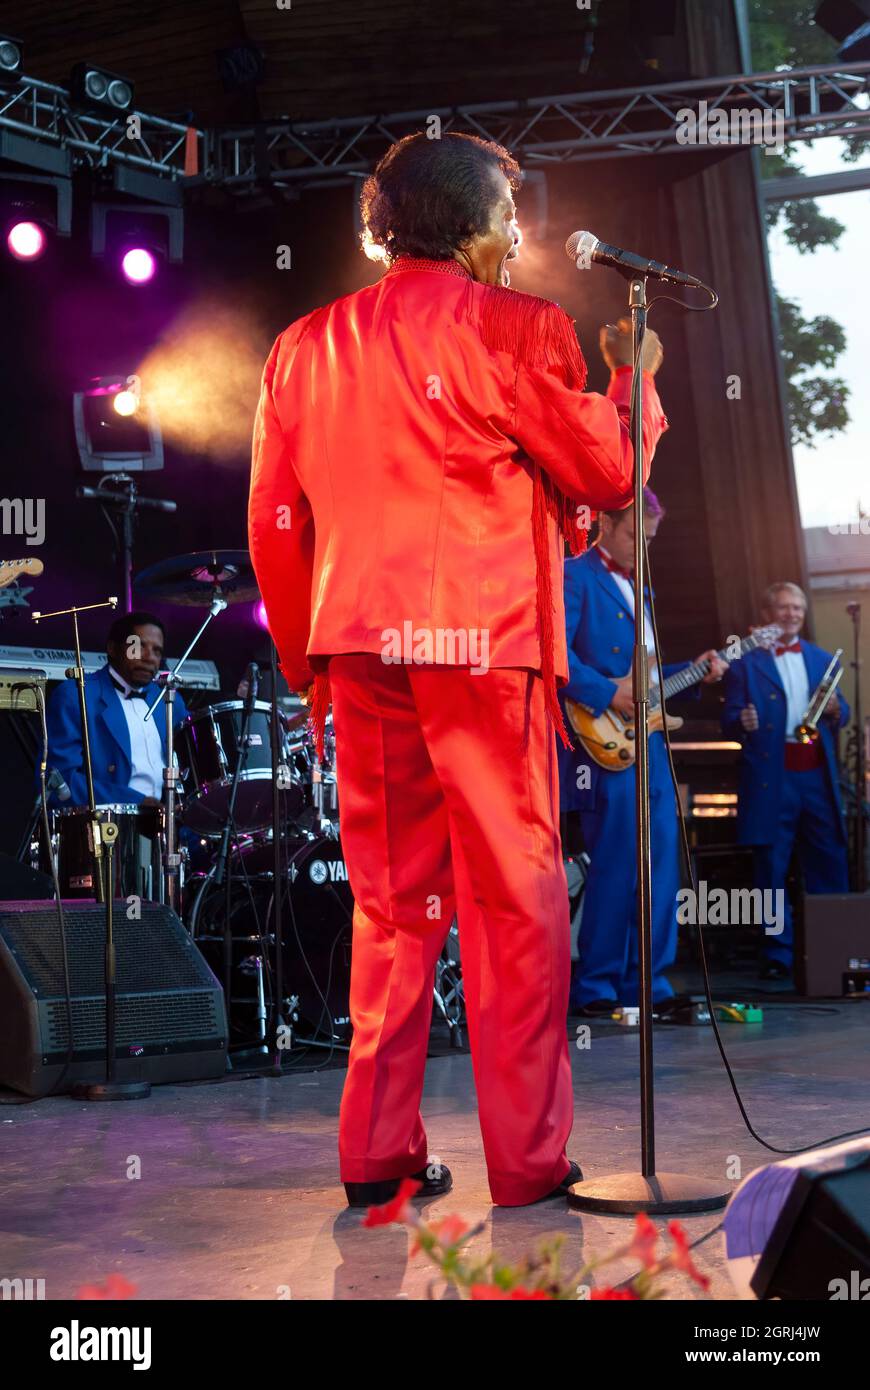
left=794, top=648, right=844, bottom=744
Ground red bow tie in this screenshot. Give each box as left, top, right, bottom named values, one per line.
left=775, top=641, right=801, bottom=656
left=599, top=550, right=632, bottom=581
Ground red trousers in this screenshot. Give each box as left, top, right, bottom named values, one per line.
left=329, top=654, right=573, bottom=1206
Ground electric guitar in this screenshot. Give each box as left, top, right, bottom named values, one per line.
left=564, top=623, right=782, bottom=771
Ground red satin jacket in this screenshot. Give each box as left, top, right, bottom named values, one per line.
left=248, top=257, right=667, bottom=730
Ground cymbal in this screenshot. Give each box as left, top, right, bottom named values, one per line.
left=134, top=550, right=259, bottom=606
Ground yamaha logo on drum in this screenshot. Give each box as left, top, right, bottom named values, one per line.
left=308, top=858, right=348, bottom=885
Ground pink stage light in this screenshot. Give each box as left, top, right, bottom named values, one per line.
left=253, top=600, right=269, bottom=631
left=121, top=247, right=157, bottom=284
left=7, top=221, right=46, bottom=261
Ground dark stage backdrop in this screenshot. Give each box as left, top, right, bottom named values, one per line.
left=0, top=0, right=803, bottom=854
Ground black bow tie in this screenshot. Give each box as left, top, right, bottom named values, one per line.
left=110, top=675, right=148, bottom=700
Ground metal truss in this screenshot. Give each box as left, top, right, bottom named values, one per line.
left=0, top=74, right=199, bottom=184
left=2, top=61, right=867, bottom=199
left=206, top=61, right=870, bottom=194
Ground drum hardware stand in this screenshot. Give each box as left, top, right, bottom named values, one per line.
left=238, top=954, right=269, bottom=1054
left=211, top=662, right=260, bottom=1000
left=568, top=274, right=728, bottom=1216
left=146, top=591, right=228, bottom=911
left=77, top=475, right=177, bottom=615
left=31, top=597, right=119, bottom=906
left=267, top=640, right=287, bottom=1073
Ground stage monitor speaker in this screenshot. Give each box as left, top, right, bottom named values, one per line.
left=0, top=899, right=228, bottom=1096
left=795, top=892, right=870, bottom=996
left=750, top=1146, right=870, bottom=1300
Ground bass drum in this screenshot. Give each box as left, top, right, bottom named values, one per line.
left=188, top=832, right=354, bottom=1045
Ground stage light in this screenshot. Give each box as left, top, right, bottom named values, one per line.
left=74, top=377, right=163, bottom=473
left=253, top=599, right=269, bottom=630
left=6, top=220, right=46, bottom=261
left=121, top=247, right=157, bottom=284
left=70, top=61, right=135, bottom=114
left=0, top=35, right=22, bottom=76
left=113, top=389, right=139, bottom=417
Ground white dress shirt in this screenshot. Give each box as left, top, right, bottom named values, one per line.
left=108, top=665, right=165, bottom=800
left=598, top=547, right=659, bottom=688
left=773, top=646, right=810, bottom=744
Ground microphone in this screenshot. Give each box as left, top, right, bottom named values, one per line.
left=565, top=230, right=705, bottom=289
left=76, top=485, right=176, bottom=513
left=46, top=768, right=71, bottom=802
left=243, top=661, right=259, bottom=716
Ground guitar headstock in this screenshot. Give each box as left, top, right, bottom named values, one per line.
left=748, top=623, right=783, bottom=650
left=0, top=558, right=44, bottom=589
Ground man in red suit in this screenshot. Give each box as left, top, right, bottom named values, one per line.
left=249, top=131, right=668, bottom=1207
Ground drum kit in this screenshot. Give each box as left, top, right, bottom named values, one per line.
left=34, top=547, right=465, bottom=1058
left=34, top=550, right=356, bottom=1055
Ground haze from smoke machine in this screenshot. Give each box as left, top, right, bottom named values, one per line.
left=137, top=302, right=272, bottom=463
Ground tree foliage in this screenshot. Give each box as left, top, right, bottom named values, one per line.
left=775, top=295, right=850, bottom=447
left=748, top=2, right=856, bottom=446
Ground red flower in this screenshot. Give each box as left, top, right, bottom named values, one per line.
left=590, top=1287, right=638, bottom=1300
left=410, top=1213, right=470, bottom=1256
left=628, top=1212, right=659, bottom=1269
left=362, top=1177, right=422, bottom=1228
left=470, top=1284, right=552, bottom=1300
left=76, top=1273, right=137, bottom=1300
left=666, top=1221, right=711, bottom=1291
left=430, top=1214, right=470, bottom=1247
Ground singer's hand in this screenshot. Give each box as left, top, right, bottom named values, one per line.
left=599, top=317, right=663, bottom=376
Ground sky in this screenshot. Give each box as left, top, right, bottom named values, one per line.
left=766, top=137, right=870, bottom=530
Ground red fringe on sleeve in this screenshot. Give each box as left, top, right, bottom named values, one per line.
left=478, top=285, right=591, bottom=748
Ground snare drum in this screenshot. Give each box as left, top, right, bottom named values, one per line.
left=175, top=700, right=305, bottom=836
left=40, top=804, right=164, bottom=901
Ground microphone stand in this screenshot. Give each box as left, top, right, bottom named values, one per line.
left=569, top=275, right=728, bottom=1215
left=33, top=597, right=152, bottom=1100
left=31, top=598, right=118, bottom=905
left=77, top=476, right=177, bottom=615
left=146, top=592, right=228, bottom=911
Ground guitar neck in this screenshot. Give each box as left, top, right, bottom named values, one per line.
left=657, top=630, right=771, bottom=705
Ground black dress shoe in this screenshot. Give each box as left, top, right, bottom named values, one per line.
left=531, top=1159, right=584, bottom=1203
left=344, top=1161, right=453, bottom=1209
left=576, top=998, right=618, bottom=1017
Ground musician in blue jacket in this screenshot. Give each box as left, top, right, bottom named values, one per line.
left=721, top=581, right=849, bottom=980
left=45, top=610, right=187, bottom=807
left=559, top=489, right=725, bottom=1014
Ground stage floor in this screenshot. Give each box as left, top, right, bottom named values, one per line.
left=1, top=1000, right=867, bottom=1301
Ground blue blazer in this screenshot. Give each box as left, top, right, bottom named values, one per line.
left=44, top=664, right=188, bottom=806
left=720, top=640, right=848, bottom=846
left=558, top=547, right=696, bottom=812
